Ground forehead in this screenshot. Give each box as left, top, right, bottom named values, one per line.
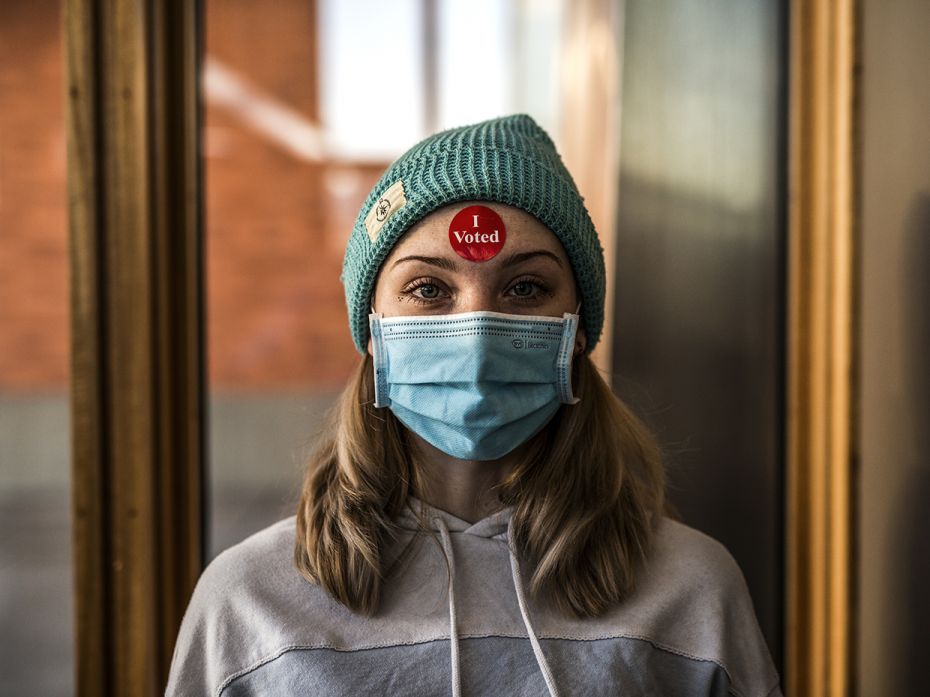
left=384, top=201, right=567, bottom=262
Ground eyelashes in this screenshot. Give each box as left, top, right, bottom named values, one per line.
left=400, top=275, right=553, bottom=306
left=401, top=276, right=448, bottom=305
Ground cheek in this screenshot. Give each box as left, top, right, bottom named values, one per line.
left=368, top=275, right=406, bottom=314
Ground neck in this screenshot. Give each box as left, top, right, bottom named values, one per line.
left=410, top=433, right=524, bottom=523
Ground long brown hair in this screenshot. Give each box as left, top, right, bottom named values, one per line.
left=294, top=351, right=666, bottom=618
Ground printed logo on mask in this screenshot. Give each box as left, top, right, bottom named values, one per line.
left=512, top=339, right=550, bottom=350
left=448, top=205, right=506, bottom=261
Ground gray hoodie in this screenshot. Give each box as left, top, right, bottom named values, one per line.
left=166, top=498, right=782, bottom=696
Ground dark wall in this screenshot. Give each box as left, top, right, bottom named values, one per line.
left=858, top=0, right=930, bottom=692
left=611, top=0, right=785, bottom=667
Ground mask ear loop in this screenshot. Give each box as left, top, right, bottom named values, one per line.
left=557, top=313, right=582, bottom=404
left=573, top=302, right=585, bottom=357
left=368, top=308, right=390, bottom=408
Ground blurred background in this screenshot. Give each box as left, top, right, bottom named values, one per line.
left=1, top=0, right=928, bottom=695
left=201, top=0, right=569, bottom=558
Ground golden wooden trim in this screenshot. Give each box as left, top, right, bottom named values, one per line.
left=149, top=0, right=205, bottom=684
left=786, top=0, right=857, bottom=694
left=66, top=0, right=108, bottom=693
left=558, top=0, right=623, bottom=375
left=66, top=0, right=204, bottom=694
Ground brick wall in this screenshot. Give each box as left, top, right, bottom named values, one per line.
left=0, top=0, right=69, bottom=391
left=0, top=0, right=385, bottom=393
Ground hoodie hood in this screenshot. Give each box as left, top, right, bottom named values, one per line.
left=395, top=496, right=513, bottom=539
left=392, top=495, right=562, bottom=697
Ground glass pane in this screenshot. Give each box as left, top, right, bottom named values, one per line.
left=0, top=1, right=73, bottom=694
left=611, top=0, right=784, bottom=661
left=205, top=0, right=567, bottom=558
left=205, top=0, right=363, bottom=557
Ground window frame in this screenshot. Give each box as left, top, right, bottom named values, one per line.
left=66, top=0, right=204, bottom=693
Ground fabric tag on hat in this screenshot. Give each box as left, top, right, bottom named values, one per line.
left=365, top=180, right=407, bottom=242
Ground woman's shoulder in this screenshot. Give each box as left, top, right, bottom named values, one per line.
left=196, top=516, right=298, bottom=593
left=180, top=514, right=351, bottom=636
left=635, top=515, right=766, bottom=637
left=648, top=515, right=749, bottom=594
left=604, top=515, right=781, bottom=697
left=528, top=516, right=781, bottom=696
left=166, top=516, right=343, bottom=696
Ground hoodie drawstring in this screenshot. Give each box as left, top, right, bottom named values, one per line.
left=435, top=517, right=462, bottom=697
left=508, top=546, right=561, bottom=697
left=433, top=515, right=560, bottom=697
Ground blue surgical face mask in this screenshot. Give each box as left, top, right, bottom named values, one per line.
left=368, top=305, right=582, bottom=461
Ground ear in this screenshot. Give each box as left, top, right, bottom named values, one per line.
left=367, top=336, right=373, bottom=357
left=573, top=326, right=587, bottom=357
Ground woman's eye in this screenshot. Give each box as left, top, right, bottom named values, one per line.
left=401, top=278, right=448, bottom=305
left=417, top=284, right=440, bottom=299
left=507, top=278, right=552, bottom=303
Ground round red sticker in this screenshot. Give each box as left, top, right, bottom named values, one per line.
left=448, top=205, right=506, bottom=262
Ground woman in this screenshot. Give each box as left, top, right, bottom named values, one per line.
left=167, top=114, right=782, bottom=696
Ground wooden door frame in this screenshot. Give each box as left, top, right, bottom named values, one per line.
left=66, top=0, right=204, bottom=694
left=786, top=0, right=858, bottom=694
left=557, top=0, right=624, bottom=376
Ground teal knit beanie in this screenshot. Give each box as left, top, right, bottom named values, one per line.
left=340, top=113, right=606, bottom=355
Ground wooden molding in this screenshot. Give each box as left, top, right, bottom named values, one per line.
left=786, top=0, right=858, bottom=694
left=66, top=0, right=204, bottom=694
left=558, top=0, right=623, bottom=376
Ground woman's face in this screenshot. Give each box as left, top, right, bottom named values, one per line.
left=370, top=201, right=587, bottom=355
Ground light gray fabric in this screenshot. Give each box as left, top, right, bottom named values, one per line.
left=220, top=637, right=732, bottom=697
left=166, top=499, right=783, bottom=697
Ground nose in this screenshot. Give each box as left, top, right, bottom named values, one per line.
left=454, top=286, right=500, bottom=314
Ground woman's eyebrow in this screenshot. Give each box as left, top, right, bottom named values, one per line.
left=391, top=255, right=459, bottom=271
left=390, top=250, right=563, bottom=271
left=500, top=250, right=564, bottom=268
